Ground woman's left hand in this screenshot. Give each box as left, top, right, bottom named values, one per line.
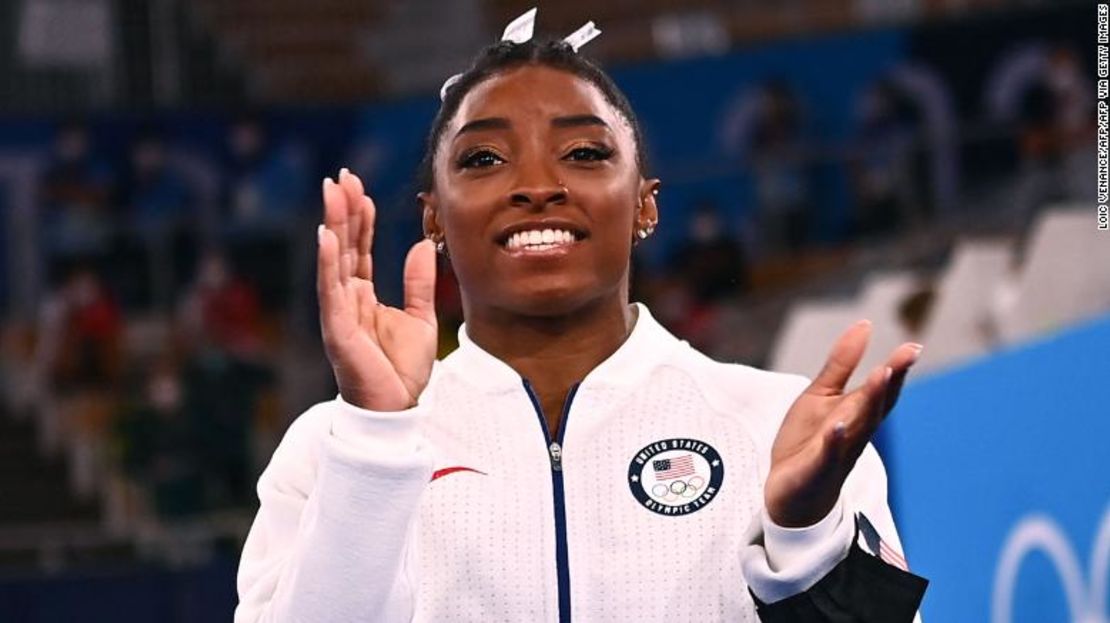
left=764, top=320, right=922, bottom=528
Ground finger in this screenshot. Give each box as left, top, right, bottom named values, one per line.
left=884, top=341, right=923, bottom=374
left=316, top=225, right=349, bottom=328
left=355, top=280, right=378, bottom=336
left=338, top=168, right=364, bottom=274
left=828, top=364, right=890, bottom=453
left=809, top=319, right=872, bottom=395
left=356, top=195, right=376, bottom=279
left=882, top=366, right=909, bottom=418
left=880, top=343, right=922, bottom=416
left=402, top=239, right=437, bottom=327
left=322, top=177, right=351, bottom=283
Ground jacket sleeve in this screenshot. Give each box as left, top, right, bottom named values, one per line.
left=740, top=443, right=927, bottom=622
left=234, top=395, right=435, bottom=623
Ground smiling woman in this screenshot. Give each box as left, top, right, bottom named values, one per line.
left=421, top=63, right=656, bottom=337
left=234, top=11, right=928, bottom=623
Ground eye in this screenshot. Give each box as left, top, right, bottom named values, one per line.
left=458, top=148, right=505, bottom=169
left=564, top=145, right=614, bottom=162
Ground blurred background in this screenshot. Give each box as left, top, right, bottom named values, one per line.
left=0, top=0, right=1104, bottom=621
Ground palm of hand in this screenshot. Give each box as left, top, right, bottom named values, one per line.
left=318, top=170, right=437, bottom=412
left=327, top=274, right=437, bottom=410
left=764, top=321, right=922, bottom=527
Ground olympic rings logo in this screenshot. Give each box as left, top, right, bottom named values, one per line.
left=991, top=505, right=1110, bottom=623
left=650, top=476, right=706, bottom=503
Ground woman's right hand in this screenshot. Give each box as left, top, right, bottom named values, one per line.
left=317, top=169, right=437, bottom=411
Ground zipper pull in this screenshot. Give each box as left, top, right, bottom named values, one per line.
left=548, top=442, right=562, bottom=472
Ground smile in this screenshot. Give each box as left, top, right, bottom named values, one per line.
left=502, top=228, right=582, bottom=253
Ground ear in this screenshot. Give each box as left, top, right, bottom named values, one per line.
left=418, top=191, right=443, bottom=240
left=636, top=178, right=661, bottom=229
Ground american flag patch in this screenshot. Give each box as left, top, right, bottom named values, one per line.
left=857, top=513, right=909, bottom=571
left=652, top=454, right=695, bottom=480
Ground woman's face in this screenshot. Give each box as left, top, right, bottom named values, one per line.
left=422, top=65, right=659, bottom=317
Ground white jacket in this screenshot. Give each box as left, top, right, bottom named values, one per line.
left=236, top=304, right=910, bottom=622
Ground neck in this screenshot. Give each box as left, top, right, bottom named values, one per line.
left=463, top=294, right=636, bottom=386
left=462, top=294, right=637, bottom=436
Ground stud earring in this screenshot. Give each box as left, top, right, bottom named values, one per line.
left=427, top=235, right=447, bottom=255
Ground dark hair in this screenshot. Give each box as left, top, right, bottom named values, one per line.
left=417, top=38, right=648, bottom=192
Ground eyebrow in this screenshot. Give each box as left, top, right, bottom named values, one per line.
left=454, top=114, right=611, bottom=139
left=551, top=114, right=610, bottom=130
left=455, top=117, right=511, bottom=137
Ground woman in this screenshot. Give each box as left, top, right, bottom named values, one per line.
left=235, top=24, right=927, bottom=623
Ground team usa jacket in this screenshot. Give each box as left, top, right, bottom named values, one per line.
left=236, top=304, right=927, bottom=622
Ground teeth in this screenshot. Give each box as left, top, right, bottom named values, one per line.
left=505, top=228, right=578, bottom=250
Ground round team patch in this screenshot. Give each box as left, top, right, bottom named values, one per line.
left=627, top=438, right=724, bottom=517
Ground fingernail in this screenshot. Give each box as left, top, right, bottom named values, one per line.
left=339, top=167, right=350, bottom=179
left=834, top=421, right=847, bottom=439
left=908, top=343, right=924, bottom=363
left=317, top=224, right=325, bottom=244
left=884, top=366, right=893, bottom=383
left=856, top=319, right=872, bottom=328
left=323, top=177, right=334, bottom=190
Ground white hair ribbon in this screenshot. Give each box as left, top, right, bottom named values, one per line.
left=439, top=8, right=600, bottom=101
left=439, top=74, right=463, bottom=100
left=562, top=21, right=601, bottom=52
left=501, top=7, right=537, bottom=44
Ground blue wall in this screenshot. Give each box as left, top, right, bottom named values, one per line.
left=887, top=313, right=1110, bottom=622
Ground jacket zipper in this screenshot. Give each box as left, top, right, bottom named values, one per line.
left=522, top=379, right=580, bottom=623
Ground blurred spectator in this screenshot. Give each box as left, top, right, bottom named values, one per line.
left=104, top=129, right=197, bottom=310
left=180, top=349, right=272, bottom=509
left=670, top=201, right=750, bottom=304
left=1015, top=45, right=1094, bottom=210
left=37, top=122, right=118, bottom=259
left=45, top=265, right=123, bottom=391
left=178, top=251, right=265, bottom=359
left=986, top=42, right=1095, bottom=218
left=175, top=250, right=274, bottom=507
left=747, top=81, right=813, bottom=256
left=1019, top=46, right=1094, bottom=162
left=123, top=129, right=192, bottom=231
left=222, top=116, right=311, bottom=229
left=653, top=201, right=749, bottom=352
left=850, top=79, right=922, bottom=237
left=117, top=364, right=204, bottom=519
left=36, top=265, right=123, bottom=497
left=219, top=116, right=306, bottom=309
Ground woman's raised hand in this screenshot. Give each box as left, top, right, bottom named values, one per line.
left=317, top=169, right=437, bottom=411
left=764, top=321, right=922, bottom=528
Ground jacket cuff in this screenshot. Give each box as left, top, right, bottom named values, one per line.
left=763, top=499, right=846, bottom=572
left=742, top=497, right=854, bottom=604
left=328, top=394, right=431, bottom=465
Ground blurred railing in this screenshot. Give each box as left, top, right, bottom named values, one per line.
left=0, top=0, right=1087, bottom=111
left=0, top=511, right=252, bottom=573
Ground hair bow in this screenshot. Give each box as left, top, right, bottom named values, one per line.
left=439, top=7, right=602, bottom=101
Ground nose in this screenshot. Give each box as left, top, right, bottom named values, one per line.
left=509, top=168, right=567, bottom=208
